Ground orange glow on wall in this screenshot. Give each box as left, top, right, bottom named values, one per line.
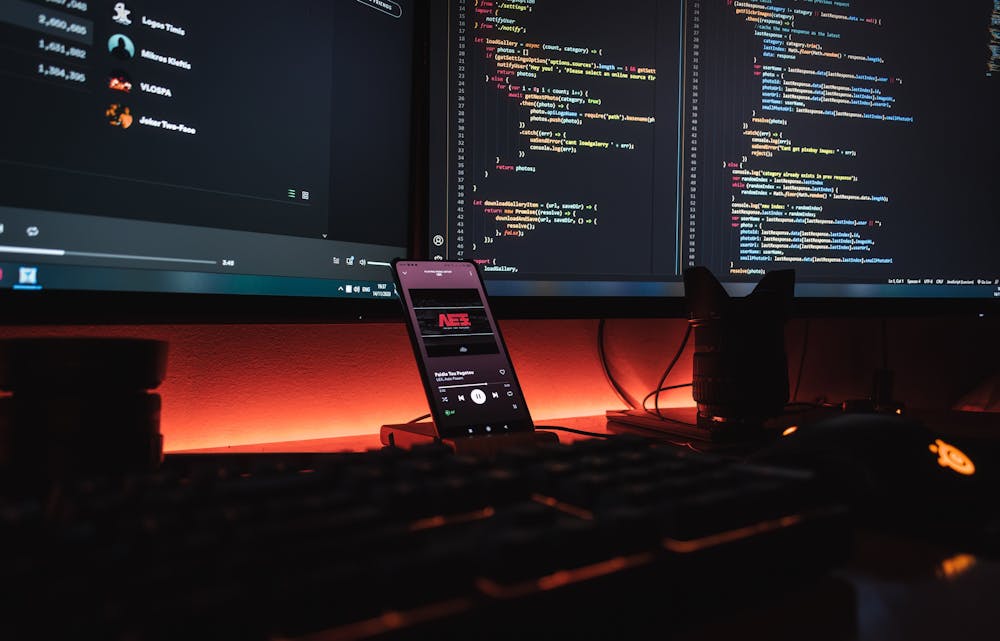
left=928, top=439, right=976, bottom=476
left=0, top=319, right=693, bottom=451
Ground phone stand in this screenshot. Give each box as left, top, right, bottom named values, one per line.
left=380, top=422, right=558, bottom=457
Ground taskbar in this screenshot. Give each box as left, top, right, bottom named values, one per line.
left=0, top=261, right=398, bottom=300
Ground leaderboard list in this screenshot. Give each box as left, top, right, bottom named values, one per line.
left=0, top=0, right=336, bottom=239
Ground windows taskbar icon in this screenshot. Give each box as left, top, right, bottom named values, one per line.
left=19, top=266, right=37, bottom=285
left=13, top=266, right=42, bottom=290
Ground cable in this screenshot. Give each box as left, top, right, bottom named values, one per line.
left=608, top=423, right=704, bottom=452
left=872, top=316, right=899, bottom=410
left=641, top=384, right=694, bottom=413
left=536, top=425, right=611, bottom=438
left=537, top=425, right=703, bottom=452
left=792, top=318, right=810, bottom=403
left=651, top=324, right=692, bottom=419
left=597, top=318, right=638, bottom=409
left=407, top=413, right=431, bottom=424
left=880, top=317, right=889, bottom=370
left=637, top=383, right=695, bottom=427
left=783, top=401, right=822, bottom=414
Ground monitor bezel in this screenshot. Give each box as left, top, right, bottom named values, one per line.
left=485, top=294, right=998, bottom=320
left=2, top=280, right=995, bottom=325
left=0, top=289, right=406, bottom=325
left=3, top=3, right=996, bottom=327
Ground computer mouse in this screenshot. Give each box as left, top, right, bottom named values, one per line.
left=748, top=412, right=997, bottom=537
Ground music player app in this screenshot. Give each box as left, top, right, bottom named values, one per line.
left=394, top=260, right=532, bottom=438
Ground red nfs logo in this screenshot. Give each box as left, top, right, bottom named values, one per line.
left=439, top=312, right=472, bottom=328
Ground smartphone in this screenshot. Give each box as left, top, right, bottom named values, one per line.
left=392, top=259, right=534, bottom=439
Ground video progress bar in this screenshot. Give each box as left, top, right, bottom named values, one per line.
left=438, top=382, right=491, bottom=390
left=0, top=244, right=217, bottom=266
left=423, top=332, right=494, bottom=338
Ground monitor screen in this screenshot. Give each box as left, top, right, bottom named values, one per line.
left=428, top=0, right=1000, bottom=312
left=0, top=0, right=419, bottom=321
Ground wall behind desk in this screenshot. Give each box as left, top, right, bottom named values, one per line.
left=0, top=320, right=645, bottom=451
left=0, top=315, right=995, bottom=451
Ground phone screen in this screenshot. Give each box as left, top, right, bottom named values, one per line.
left=393, top=259, right=534, bottom=438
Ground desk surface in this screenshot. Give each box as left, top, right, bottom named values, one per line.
left=170, top=413, right=619, bottom=454
left=171, top=407, right=1000, bottom=454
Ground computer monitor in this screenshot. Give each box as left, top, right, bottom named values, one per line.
left=428, top=0, right=1000, bottom=317
left=0, top=0, right=423, bottom=323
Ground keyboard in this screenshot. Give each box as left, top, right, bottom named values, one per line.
left=0, top=434, right=851, bottom=641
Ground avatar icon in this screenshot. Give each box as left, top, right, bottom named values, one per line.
left=112, top=2, right=132, bottom=26
left=106, top=103, right=134, bottom=129
left=108, top=34, right=135, bottom=60
left=108, top=70, right=132, bottom=93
